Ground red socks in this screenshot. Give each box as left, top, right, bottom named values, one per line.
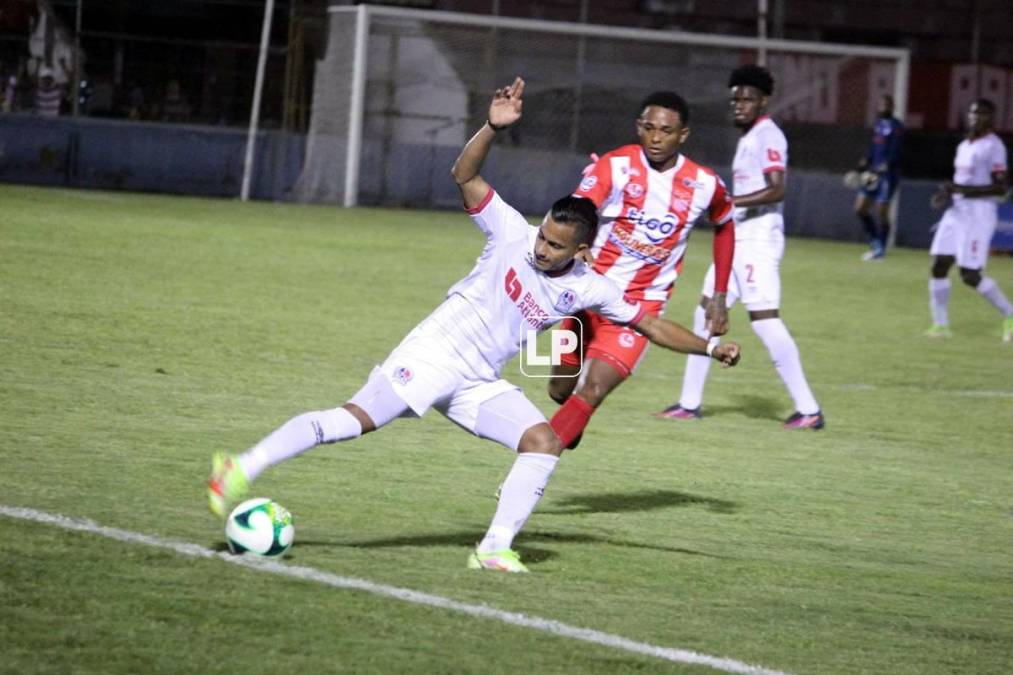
left=550, top=396, right=595, bottom=449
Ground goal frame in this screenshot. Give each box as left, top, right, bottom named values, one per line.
left=329, top=4, right=910, bottom=210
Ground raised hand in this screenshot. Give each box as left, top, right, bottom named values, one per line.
left=489, top=76, right=525, bottom=130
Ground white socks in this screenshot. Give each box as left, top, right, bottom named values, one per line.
left=678, top=304, right=713, bottom=410
left=976, top=277, right=1013, bottom=317
left=929, top=278, right=951, bottom=326
left=751, top=318, right=821, bottom=415
left=678, top=308, right=819, bottom=415
left=238, top=407, right=362, bottom=482
left=478, top=453, right=559, bottom=554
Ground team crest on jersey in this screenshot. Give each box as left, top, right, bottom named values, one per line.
left=393, top=366, right=413, bottom=385
left=553, top=290, right=578, bottom=314
left=682, top=177, right=704, bottom=190
left=579, top=175, right=597, bottom=192
left=624, top=182, right=645, bottom=199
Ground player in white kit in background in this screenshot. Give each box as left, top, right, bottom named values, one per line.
left=207, top=77, right=741, bottom=573
left=925, top=98, right=1013, bottom=341
left=656, top=65, right=824, bottom=429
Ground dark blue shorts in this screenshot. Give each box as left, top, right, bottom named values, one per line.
left=860, top=172, right=899, bottom=203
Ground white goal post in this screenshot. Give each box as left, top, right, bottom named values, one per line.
left=300, top=3, right=909, bottom=227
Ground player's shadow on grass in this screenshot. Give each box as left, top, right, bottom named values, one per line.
left=699, top=394, right=783, bottom=421
left=326, top=525, right=726, bottom=561
left=336, top=532, right=723, bottom=561
left=540, top=489, right=737, bottom=515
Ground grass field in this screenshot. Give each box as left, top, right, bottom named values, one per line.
left=2, top=184, right=1011, bottom=674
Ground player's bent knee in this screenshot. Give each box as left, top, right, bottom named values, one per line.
left=547, top=378, right=575, bottom=405
left=959, top=268, right=982, bottom=287
left=931, top=257, right=954, bottom=278
left=517, top=423, right=562, bottom=456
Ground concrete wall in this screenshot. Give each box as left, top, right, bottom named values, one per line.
left=0, top=114, right=304, bottom=200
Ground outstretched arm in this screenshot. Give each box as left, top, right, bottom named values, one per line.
left=451, top=76, right=525, bottom=210
left=632, top=313, right=740, bottom=367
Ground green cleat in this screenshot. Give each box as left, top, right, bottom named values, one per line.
left=207, top=452, right=249, bottom=518
left=467, top=548, right=529, bottom=573
left=924, top=324, right=952, bottom=338
left=1003, top=316, right=1013, bottom=343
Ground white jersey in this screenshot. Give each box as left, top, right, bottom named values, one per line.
left=952, top=132, right=1008, bottom=207
left=732, top=115, right=787, bottom=242
left=432, top=189, right=644, bottom=379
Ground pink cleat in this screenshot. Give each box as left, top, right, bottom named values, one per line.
left=783, top=411, right=825, bottom=430
left=652, top=403, right=702, bottom=420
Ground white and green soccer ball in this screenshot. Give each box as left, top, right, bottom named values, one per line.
left=225, top=498, right=295, bottom=557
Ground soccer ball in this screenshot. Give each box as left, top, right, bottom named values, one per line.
left=225, top=498, right=295, bottom=556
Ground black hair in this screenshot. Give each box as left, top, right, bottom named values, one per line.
left=639, top=91, right=690, bottom=126
left=550, top=196, right=599, bottom=245
left=973, top=98, right=995, bottom=113
left=728, top=64, right=774, bottom=96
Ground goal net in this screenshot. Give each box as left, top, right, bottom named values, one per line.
left=298, top=4, right=909, bottom=235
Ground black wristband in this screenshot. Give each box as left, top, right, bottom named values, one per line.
left=487, top=120, right=506, bottom=132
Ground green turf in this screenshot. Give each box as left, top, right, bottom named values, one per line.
left=1, top=184, right=1011, bottom=674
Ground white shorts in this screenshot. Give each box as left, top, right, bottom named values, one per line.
left=929, top=200, right=999, bottom=270
left=701, top=232, right=785, bottom=311
left=349, top=329, right=546, bottom=452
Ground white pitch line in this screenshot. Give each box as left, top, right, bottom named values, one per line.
left=1, top=505, right=787, bottom=675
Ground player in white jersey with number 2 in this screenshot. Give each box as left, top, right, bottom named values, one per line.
left=656, top=65, right=824, bottom=429
left=926, top=98, right=1013, bottom=341
left=207, top=77, right=741, bottom=573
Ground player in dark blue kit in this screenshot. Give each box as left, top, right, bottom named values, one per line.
left=854, top=95, right=903, bottom=261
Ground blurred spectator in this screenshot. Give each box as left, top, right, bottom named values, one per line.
left=3, top=73, right=17, bottom=113
left=160, top=78, right=191, bottom=122
left=34, top=66, right=62, bottom=117
left=88, top=76, right=115, bottom=117
left=121, top=81, right=146, bottom=120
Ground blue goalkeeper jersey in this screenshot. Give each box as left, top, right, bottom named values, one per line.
left=867, top=116, right=903, bottom=174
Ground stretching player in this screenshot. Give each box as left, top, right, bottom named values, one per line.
left=546, top=91, right=735, bottom=449
left=925, top=98, right=1013, bottom=341
left=655, top=65, right=824, bottom=429
left=207, top=77, right=741, bottom=573
left=855, top=95, right=904, bottom=261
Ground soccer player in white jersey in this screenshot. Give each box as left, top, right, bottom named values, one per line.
left=656, top=64, right=825, bottom=430
left=547, top=91, right=735, bottom=449
left=925, top=98, right=1013, bottom=341
left=207, top=77, right=741, bottom=573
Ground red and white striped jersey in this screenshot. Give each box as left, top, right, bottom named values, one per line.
left=574, top=145, right=734, bottom=302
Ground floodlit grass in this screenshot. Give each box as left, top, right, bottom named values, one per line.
left=1, top=184, right=1011, bottom=674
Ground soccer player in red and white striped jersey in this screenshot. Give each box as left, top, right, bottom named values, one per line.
left=547, top=91, right=735, bottom=449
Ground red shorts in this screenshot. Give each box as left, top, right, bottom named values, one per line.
left=558, top=300, right=664, bottom=378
